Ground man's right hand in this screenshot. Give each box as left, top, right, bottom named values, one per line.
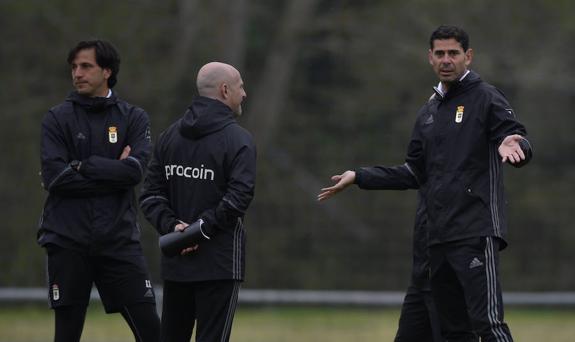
left=317, top=170, right=356, bottom=201
left=174, top=222, right=199, bottom=254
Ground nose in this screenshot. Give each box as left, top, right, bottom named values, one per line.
left=72, top=67, right=82, bottom=79
left=440, top=55, right=452, bottom=65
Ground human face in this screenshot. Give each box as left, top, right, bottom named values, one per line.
left=428, top=38, right=473, bottom=88
left=224, top=72, right=247, bottom=116
left=70, top=48, right=111, bottom=97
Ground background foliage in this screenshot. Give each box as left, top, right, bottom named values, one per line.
left=1, top=0, right=574, bottom=291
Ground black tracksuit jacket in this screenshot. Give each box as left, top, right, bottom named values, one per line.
left=140, top=96, right=256, bottom=282
left=38, top=91, right=151, bottom=255
left=356, top=70, right=532, bottom=251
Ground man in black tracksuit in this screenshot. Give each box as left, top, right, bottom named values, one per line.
left=355, top=166, right=477, bottom=342
left=319, top=26, right=532, bottom=341
left=140, top=62, right=256, bottom=342
left=38, top=40, right=160, bottom=341
left=328, top=166, right=474, bottom=341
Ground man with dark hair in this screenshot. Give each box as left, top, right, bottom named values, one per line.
left=319, top=25, right=531, bottom=341
left=140, top=62, right=256, bottom=342
left=429, top=24, right=470, bottom=51
left=38, top=40, right=160, bottom=342
left=66, top=40, right=121, bottom=88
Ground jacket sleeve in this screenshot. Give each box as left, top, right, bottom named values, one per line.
left=79, top=108, right=152, bottom=185
left=355, top=163, right=419, bottom=190
left=200, top=137, right=257, bottom=234
left=139, top=135, right=179, bottom=235
left=41, top=111, right=130, bottom=197
left=488, top=89, right=533, bottom=168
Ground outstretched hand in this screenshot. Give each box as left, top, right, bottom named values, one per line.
left=498, top=134, right=525, bottom=164
left=317, top=170, right=356, bottom=201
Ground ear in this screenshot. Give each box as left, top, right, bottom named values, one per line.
left=220, top=83, right=229, bottom=99
left=465, top=48, right=474, bottom=67
left=428, top=49, right=434, bottom=66
left=103, top=68, right=112, bottom=80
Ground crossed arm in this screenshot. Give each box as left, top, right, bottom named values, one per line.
left=40, top=110, right=151, bottom=197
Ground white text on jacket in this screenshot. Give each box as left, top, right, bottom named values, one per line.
left=164, top=164, right=215, bottom=181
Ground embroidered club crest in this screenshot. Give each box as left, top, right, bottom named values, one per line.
left=52, top=284, right=60, bottom=301
left=108, top=126, right=118, bottom=143
left=455, top=106, right=464, bottom=123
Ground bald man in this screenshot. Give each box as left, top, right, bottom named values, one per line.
left=140, top=62, right=256, bottom=342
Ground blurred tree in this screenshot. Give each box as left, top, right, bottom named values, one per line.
left=0, top=0, right=573, bottom=291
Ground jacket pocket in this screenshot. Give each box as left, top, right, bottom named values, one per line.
left=463, top=175, right=490, bottom=209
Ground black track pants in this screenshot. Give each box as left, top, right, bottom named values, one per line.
left=430, top=237, right=512, bottom=342
left=395, top=285, right=445, bottom=342
left=161, top=279, right=240, bottom=342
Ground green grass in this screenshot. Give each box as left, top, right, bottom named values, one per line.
left=0, top=304, right=574, bottom=341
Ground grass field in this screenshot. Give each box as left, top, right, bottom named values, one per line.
left=1, top=304, right=574, bottom=341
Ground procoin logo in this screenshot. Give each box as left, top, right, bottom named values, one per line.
left=455, top=106, right=464, bottom=123
left=165, top=164, right=215, bottom=181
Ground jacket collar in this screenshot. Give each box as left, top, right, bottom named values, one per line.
left=432, top=70, right=480, bottom=100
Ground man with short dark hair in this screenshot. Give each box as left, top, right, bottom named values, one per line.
left=38, top=40, right=160, bottom=342
left=140, top=62, right=256, bottom=342
left=319, top=25, right=531, bottom=341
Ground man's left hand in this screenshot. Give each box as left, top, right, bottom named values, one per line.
left=119, top=145, right=131, bottom=160
left=498, top=134, right=526, bottom=164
